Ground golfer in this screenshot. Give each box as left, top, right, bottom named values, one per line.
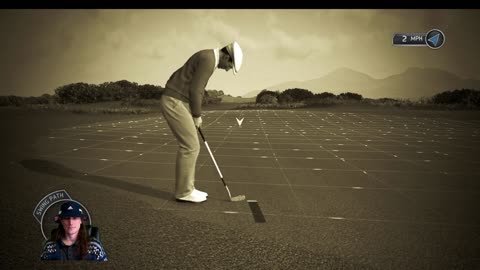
left=40, top=201, right=108, bottom=261
left=161, top=41, right=243, bottom=203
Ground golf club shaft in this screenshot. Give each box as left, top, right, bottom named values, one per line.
left=198, top=127, right=246, bottom=202
left=197, top=127, right=227, bottom=187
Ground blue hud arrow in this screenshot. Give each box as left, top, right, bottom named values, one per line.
left=428, top=34, right=440, bottom=46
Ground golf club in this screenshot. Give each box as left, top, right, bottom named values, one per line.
left=197, top=127, right=246, bottom=202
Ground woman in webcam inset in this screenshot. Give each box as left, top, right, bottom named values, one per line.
left=40, top=201, right=107, bottom=261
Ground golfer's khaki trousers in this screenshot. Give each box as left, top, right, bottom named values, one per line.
left=160, top=95, right=200, bottom=198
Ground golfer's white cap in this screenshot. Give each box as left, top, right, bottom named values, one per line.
left=225, top=41, right=243, bottom=75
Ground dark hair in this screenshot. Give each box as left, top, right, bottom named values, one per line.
left=220, top=47, right=233, bottom=64
left=220, top=46, right=229, bottom=55
left=52, top=221, right=90, bottom=259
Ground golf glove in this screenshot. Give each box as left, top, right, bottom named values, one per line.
left=193, top=116, right=203, bottom=128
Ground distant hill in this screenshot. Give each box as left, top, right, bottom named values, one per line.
left=243, top=67, right=480, bottom=100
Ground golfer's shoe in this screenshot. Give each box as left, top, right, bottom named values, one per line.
left=193, top=189, right=208, bottom=197
left=176, top=192, right=207, bottom=203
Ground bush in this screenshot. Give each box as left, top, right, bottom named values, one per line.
left=431, top=89, right=480, bottom=107
left=282, top=88, right=314, bottom=102
left=54, top=80, right=164, bottom=104
left=0, top=95, right=55, bottom=106
left=338, top=92, right=363, bottom=100
left=256, top=89, right=279, bottom=104
left=278, top=93, right=294, bottom=104
left=235, top=102, right=304, bottom=110
left=55, top=83, right=101, bottom=104
left=303, top=92, right=337, bottom=106
left=0, top=95, right=24, bottom=106
left=314, top=92, right=336, bottom=99
left=304, top=97, right=337, bottom=107
left=257, top=94, right=278, bottom=104
left=137, top=84, right=163, bottom=99
left=202, top=90, right=222, bottom=105
left=207, top=89, right=224, bottom=98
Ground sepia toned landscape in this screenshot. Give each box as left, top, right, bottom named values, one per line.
left=1, top=9, right=479, bottom=269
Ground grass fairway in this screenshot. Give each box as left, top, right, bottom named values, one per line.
left=1, top=106, right=480, bottom=269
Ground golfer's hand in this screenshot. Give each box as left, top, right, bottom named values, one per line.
left=193, top=116, right=203, bottom=128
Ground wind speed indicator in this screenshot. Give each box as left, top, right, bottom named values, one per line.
left=393, top=29, right=445, bottom=49
left=426, top=29, right=445, bottom=49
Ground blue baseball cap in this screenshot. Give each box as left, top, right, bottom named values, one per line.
left=55, top=201, right=87, bottom=222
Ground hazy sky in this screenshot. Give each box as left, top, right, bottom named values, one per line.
left=1, top=9, right=479, bottom=97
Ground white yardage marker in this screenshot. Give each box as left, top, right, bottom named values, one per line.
left=328, top=217, right=345, bottom=220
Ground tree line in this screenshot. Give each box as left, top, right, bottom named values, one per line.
left=256, top=88, right=362, bottom=104
left=1, top=82, right=479, bottom=108
left=255, top=88, right=480, bottom=107
left=0, top=80, right=224, bottom=106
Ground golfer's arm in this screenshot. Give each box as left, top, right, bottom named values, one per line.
left=190, top=57, right=214, bottom=117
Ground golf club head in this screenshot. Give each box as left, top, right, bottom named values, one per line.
left=230, top=195, right=246, bottom=202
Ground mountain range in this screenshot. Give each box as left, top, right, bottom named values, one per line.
left=243, top=67, right=480, bottom=100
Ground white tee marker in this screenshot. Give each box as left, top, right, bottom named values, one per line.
left=236, top=117, right=245, bottom=127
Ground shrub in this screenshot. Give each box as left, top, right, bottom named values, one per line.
left=202, top=90, right=222, bottom=105
left=54, top=83, right=101, bottom=104
left=278, top=93, right=294, bottom=104
left=282, top=88, right=314, bottom=102
left=137, top=84, right=163, bottom=99
left=257, top=94, right=278, bottom=104
left=338, top=92, right=363, bottom=100
left=0, top=95, right=24, bottom=106
left=256, top=89, right=279, bottom=104
left=303, top=92, right=337, bottom=106
left=54, top=80, right=164, bottom=104
left=314, top=92, right=336, bottom=99
left=431, top=89, right=480, bottom=107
